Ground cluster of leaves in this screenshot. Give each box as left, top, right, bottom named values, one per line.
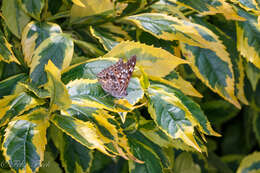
left=0, top=0, right=260, bottom=172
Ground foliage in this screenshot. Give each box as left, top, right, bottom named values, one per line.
left=0, top=0, right=259, bottom=172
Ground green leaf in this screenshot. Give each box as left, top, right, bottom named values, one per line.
left=201, top=100, right=240, bottom=125
left=63, top=57, right=144, bottom=112
left=2, top=108, right=49, bottom=173
left=66, top=77, right=143, bottom=112
left=172, top=0, right=244, bottom=20
left=0, top=31, right=20, bottom=64
left=38, top=152, right=63, bottom=173
left=138, top=118, right=207, bottom=152
left=246, top=62, right=260, bottom=91
left=29, top=33, right=74, bottom=86
left=192, top=16, right=249, bottom=105
left=1, top=0, right=30, bottom=38
left=181, top=43, right=241, bottom=108
left=253, top=111, right=260, bottom=146
left=17, top=82, right=50, bottom=99
left=126, top=13, right=227, bottom=51
left=237, top=152, right=260, bottom=173
left=21, top=21, right=62, bottom=66
left=66, top=105, right=141, bottom=163
left=0, top=73, right=28, bottom=98
left=174, top=152, right=201, bottom=173
left=56, top=133, right=93, bottom=173
left=50, top=113, right=112, bottom=156
left=127, top=131, right=168, bottom=173
left=70, top=0, right=126, bottom=24
left=103, top=41, right=187, bottom=77
left=44, top=60, right=71, bottom=111
left=237, top=7, right=260, bottom=69
left=90, top=23, right=130, bottom=51
left=147, top=83, right=220, bottom=152
left=0, top=92, right=44, bottom=127
left=18, top=0, right=45, bottom=20
left=231, top=0, right=260, bottom=13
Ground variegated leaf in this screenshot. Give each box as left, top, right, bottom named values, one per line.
left=0, top=31, right=20, bottom=64
left=181, top=43, right=240, bottom=108
left=149, top=72, right=202, bottom=98
left=147, top=83, right=220, bottom=152
left=66, top=77, right=143, bottom=112
left=103, top=41, right=188, bottom=77
left=29, top=33, right=74, bottom=86
left=1, top=0, right=30, bottom=38
left=21, top=21, right=62, bottom=66
left=49, top=125, right=93, bottom=173
left=237, top=8, right=260, bottom=69
left=65, top=105, right=142, bottom=163
left=171, top=0, right=244, bottom=20
left=51, top=113, right=113, bottom=156
left=2, top=108, right=49, bottom=173
left=70, top=0, right=126, bottom=24
left=0, top=92, right=43, bottom=127
left=0, top=73, right=28, bottom=98
left=18, top=0, right=45, bottom=20
left=127, top=130, right=170, bottom=173
left=44, top=60, right=71, bottom=111
left=231, top=0, right=260, bottom=13
left=90, top=23, right=131, bottom=51
left=237, top=152, right=260, bottom=173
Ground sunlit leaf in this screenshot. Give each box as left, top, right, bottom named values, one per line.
left=0, top=73, right=28, bottom=98
left=44, top=60, right=71, bottom=111
left=21, top=21, right=62, bottom=66
left=104, top=41, right=188, bottom=77
left=0, top=31, right=20, bottom=64
left=90, top=23, right=131, bottom=51
left=1, top=0, right=30, bottom=38
left=171, top=0, right=244, bottom=20
left=29, top=33, right=74, bottom=86
left=2, top=108, right=49, bottom=173
left=51, top=113, right=113, bottom=156
left=66, top=105, right=142, bottom=162
left=237, top=8, right=260, bottom=69
left=147, top=83, right=220, bottom=152
left=0, top=92, right=43, bottom=127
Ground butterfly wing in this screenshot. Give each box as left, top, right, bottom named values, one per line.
left=117, top=55, right=136, bottom=97
left=97, top=56, right=136, bottom=98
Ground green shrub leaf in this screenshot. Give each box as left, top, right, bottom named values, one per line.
left=237, top=152, right=260, bottom=173
left=1, top=0, right=30, bottom=38
left=18, top=0, right=45, bottom=20
left=0, top=92, right=44, bottom=127
left=2, top=108, right=49, bottom=173
left=104, top=41, right=188, bottom=77
left=21, top=21, right=62, bottom=66
left=29, top=33, right=74, bottom=86
left=44, top=60, right=71, bottom=111
left=147, top=83, right=220, bottom=152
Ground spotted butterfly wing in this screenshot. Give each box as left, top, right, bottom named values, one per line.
left=97, top=55, right=137, bottom=98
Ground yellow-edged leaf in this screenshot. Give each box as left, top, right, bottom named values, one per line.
left=44, top=60, right=71, bottom=111
left=104, top=41, right=188, bottom=77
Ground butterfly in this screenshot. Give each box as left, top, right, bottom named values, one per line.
left=97, top=55, right=137, bottom=98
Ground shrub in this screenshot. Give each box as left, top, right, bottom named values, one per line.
left=0, top=0, right=259, bottom=172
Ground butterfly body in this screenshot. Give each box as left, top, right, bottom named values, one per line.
left=97, top=56, right=137, bottom=98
